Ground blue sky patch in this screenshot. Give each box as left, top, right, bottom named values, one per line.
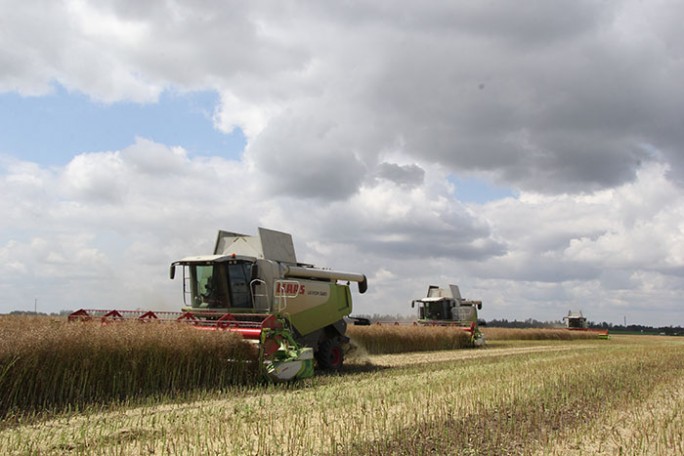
left=449, top=174, right=517, bottom=204
left=0, top=84, right=246, bottom=166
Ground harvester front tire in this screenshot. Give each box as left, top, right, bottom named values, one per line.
left=316, top=339, right=343, bottom=370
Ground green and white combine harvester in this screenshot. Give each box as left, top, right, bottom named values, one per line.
left=411, top=284, right=485, bottom=346
left=563, top=310, right=610, bottom=339
left=70, top=228, right=368, bottom=382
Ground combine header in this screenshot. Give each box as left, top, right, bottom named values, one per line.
left=70, top=228, right=368, bottom=381
left=411, top=284, right=484, bottom=346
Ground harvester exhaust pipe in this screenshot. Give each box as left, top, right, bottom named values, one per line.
left=283, top=265, right=368, bottom=294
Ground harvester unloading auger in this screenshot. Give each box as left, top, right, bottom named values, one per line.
left=69, top=228, right=368, bottom=382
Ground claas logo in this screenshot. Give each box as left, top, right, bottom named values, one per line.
left=275, top=282, right=306, bottom=295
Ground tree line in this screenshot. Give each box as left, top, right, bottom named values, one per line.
left=486, top=318, right=684, bottom=336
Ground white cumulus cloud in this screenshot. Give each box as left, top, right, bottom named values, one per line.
left=2, top=0, right=684, bottom=326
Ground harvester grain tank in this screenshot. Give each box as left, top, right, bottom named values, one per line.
left=70, top=228, right=368, bottom=381
left=411, top=284, right=484, bottom=346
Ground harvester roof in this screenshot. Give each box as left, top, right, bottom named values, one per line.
left=417, top=296, right=452, bottom=303
left=214, top=227, right=297, bottom=264
left=174, top=254, right=255, bottom=264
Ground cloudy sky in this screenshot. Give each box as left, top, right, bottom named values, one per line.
left=2, top=0, right=683, bottom=327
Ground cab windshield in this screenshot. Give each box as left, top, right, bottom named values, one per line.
left=422, top=301, right=449, bottom=320
left=188, top=261, right=253, bottom=309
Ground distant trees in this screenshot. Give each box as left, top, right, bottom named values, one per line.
left=6, top=310, right=72, bottom=317
left=485, top=318, right=562, bottom=329
left=590, top=321, right=684, bottom=336
left=485, top=318, right=683, bottom=336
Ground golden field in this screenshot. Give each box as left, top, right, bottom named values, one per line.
left=2, top=315, right=680, bottom=455
left=0, top=316, right=258, bottom=419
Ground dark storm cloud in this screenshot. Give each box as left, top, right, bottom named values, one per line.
left=375, top=162, right=424, bottom=188
left=360, top=12, right=680, bottom=194
left=308, top=194, right=508, bottom=262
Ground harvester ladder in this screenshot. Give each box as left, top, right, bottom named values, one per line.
left=250, top=278, right=269, bottom=311
left=273, top=279, right=302, bottom=313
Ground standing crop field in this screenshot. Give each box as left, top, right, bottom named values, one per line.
left=1, top=332, right=683, bottom=455
left=346, top=324, right=602, bottom=355
left=0, top=316, right=259, bottom=418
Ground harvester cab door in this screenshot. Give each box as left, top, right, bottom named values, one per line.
left=417, top=302, right=426, bottom=320
left=226, top=262, right=252, bottom=308
left=442, top=300, right=451, bottom=320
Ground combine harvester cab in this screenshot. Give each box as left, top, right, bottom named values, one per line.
left=169, top=228, right=368, bottom=381
left=411, top=284, right=485, bottom=346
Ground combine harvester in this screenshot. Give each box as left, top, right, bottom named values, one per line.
left=70, top=228, right=368, bottom=381
left=411, top=284, right=485, bottom=346
left=563, top=310, right=609, bottom=339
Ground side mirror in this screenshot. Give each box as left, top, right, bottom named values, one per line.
left=478, top=302, right=482, bottom=310
left=169, top=264, right=176, bottom=280
left=411, top=300, right=416, bottom=308
left=358, top=275, right=368, bottom=294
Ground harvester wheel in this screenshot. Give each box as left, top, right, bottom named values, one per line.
left=316, top=339, right=343, bottom=370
